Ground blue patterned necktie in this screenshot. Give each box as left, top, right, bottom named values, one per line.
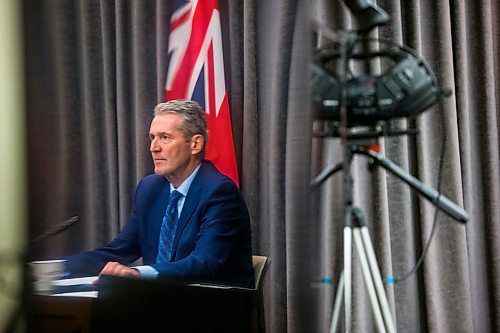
left=156, top=190, right=183, bottom=263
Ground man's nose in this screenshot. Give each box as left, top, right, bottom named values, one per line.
left=150, top=139, right=161, bottom=152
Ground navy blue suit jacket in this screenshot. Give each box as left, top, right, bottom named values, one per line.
left=65, top=160, right=255, bottom=288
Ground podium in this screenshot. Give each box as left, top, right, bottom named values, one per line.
left=29, top=275, right=259, bottom=333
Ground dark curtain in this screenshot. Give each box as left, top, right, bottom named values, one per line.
left=24, top=0, right=499, bottom=332
left=25, top=0, right=171, bottom=257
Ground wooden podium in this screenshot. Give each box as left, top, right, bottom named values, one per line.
left=29, top=276, right=258, bottom=333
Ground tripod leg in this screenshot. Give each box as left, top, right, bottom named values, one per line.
left=343, top=226, right=353, bottom=332
left=353, top=228, right=387, bottom=333
left=359, top=227, right=396, bottom=333
left=330, top=272, right=344, bottom=333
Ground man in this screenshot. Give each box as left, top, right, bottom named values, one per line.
left=65, top=100, right=254, bottom=288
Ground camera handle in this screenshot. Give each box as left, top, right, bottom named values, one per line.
left=355, top=147, right=469, bottom=222
left=311, top=144, right=470, bottom=223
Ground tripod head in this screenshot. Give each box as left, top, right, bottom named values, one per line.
left=312, top=120, right=420, bottom=139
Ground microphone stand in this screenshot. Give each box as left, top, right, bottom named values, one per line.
left=3, top=216, right=80, bottom=333
left=29, top=215, right=80, bottom=248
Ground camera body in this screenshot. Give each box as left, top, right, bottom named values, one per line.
left=312, top=46, right=440, bottom=125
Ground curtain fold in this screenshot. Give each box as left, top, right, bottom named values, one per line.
left=24, top=0, right=499, bottom=332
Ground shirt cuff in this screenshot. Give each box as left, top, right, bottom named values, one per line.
left=132, top=265, right=159, bottom=279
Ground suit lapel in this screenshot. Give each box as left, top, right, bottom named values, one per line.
left=170, top=162, right=207, bottom=258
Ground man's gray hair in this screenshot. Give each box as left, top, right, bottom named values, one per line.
left=153, top=99, right=208, bottom=146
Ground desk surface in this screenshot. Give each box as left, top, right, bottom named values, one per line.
left=29, top=276, right=258, bottom=333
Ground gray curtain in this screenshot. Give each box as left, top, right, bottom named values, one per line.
left=24, top=0, right=499, bottom=332
left=25, top=0, right=171, bottom=256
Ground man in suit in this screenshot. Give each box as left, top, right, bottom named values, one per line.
left=65, top=100, right=254, bottom=288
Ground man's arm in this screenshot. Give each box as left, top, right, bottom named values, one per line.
left=63, top=179, right=147, bottom=277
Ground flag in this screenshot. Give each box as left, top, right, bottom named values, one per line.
left=164, top=0, right=239, bottom=186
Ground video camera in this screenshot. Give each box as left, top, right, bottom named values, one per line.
left=311, top=0, right=448, bottom=127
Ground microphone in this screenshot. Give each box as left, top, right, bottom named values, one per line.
left=30, top=216, right=80, bottom=248
left=2, top=216, right=80, bottom=333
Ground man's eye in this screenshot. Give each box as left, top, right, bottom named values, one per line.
left=149, top=134, right=171, bottom=143
left=160, top=135, right=171, bottom=143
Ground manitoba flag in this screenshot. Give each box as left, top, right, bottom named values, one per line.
left=164, top=0, right=239, bottom=186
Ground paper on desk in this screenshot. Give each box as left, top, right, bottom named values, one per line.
left=188, top=283, right=235, bottom=289
left=52, top=291, right=98, bottom=298
left=50, top=276, right=98, bottom=296
left=52, top=276, right=98, bottom=286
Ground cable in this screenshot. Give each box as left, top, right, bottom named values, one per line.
left=388, top=102, right=448, bottom=284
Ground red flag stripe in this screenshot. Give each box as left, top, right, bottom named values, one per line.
left=165, top=0, right=239, bottom=186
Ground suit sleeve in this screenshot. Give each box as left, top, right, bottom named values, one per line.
left=63, top=181, right=145, bottom=277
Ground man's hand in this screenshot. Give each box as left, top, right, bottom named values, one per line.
left=92, top=261, right=140, bottom=285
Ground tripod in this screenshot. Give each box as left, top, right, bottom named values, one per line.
left=311, top=5, right=469, bottom=328
left=311, top=138, right=469, bottom=332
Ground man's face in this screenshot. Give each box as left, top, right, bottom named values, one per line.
left=149, top=113, right=196, bottom=180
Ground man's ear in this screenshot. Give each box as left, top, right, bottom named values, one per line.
left=190, top=134, right=204, bottom=155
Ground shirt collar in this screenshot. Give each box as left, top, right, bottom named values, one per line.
left=169, top=163, right=201, bottom=197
